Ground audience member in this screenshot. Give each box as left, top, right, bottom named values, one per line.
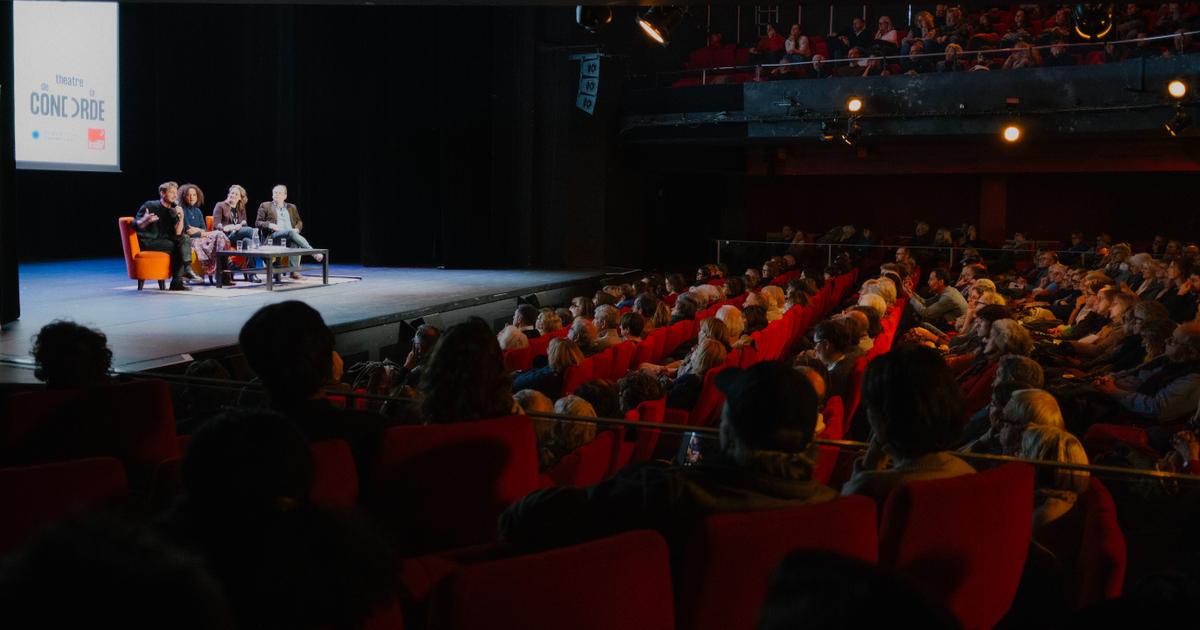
left=30, top=320, right=113, bottom=389
left=419, top=317, right=517, bottom=423
left=500, top=361, right=836, bottom=554
left=842, top=345, right=974, bottom=503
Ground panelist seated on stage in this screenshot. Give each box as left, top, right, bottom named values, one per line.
left=212, top=184, right=261, bottom=283
left=134, top=181, right=194, bottom=291
left=178, top=183, right=234, bottom=284
left=255, top=184, right=324, bottom=280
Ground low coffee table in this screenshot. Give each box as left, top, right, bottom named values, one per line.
left=214, top=246, right=330, bottom=291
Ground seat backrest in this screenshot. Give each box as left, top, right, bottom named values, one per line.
left=309, top=439, right=359, bottom=507
left=503, top=347, right=533, bottom=373
left=676, top=496, right=878, bottom=630
left=2, top=380, right=179, bottom=485
left=688, top=365, right=728, bottom=427
left=118, top=217, right=139, bottom=267
left=561, top=360, right=593, bottom=396
left=663, top=323, right=687, bottom=358
left=591, top=346, right=615, bottom=382
left=630, top=398, right=666, bottom=463
left=543, top=431, right=615, bottom=488
left=649, top=328, right=668, bottom=363
left=879, top=463, right=1034, bottom=630
left=528, top=328, right=567, bottom=358
left=821, top=395, right=845, bottom=441
left=1076, top=477, right=1126, bottom=607
left=843, top=357, right=870, bottom=433
left=610, top=341, right=636, bottom=381
left=366, top=415, right=539, bottom=555
left=428, top=530, right=674, bottom=630
left=0, top=457, right=128, bottom=555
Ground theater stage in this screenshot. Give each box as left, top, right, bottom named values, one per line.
left=0, top=258, right=636, bottom=378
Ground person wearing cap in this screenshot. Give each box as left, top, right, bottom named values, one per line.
left=498, top=361, right=837, bottom=554
left=841, top=344, right=975, bottom=504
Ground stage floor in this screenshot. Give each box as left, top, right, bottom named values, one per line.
left=1, top=258, right=618, bottom=375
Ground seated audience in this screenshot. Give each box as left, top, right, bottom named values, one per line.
left=538, top=395, right=598, bottom=470
left=617, top=369, right=664, bottom=415
left=905, top=268, right=969, bottom=328
left=1091, top=322, right=1200, bottom=426
left=162, top=409, right=395, bottom=630
left=30, top=320, right=113, bottom=389
left=419, top=317, right=517, bottom=423
left=535, top=308, right=563, bottom=335
left=500, top=361, right=836, bottom=554
left=619, top=312, right=646, bottom=343
left=666, top=338, right=727, bottom=410
left=842, top=345, right=975, bottom=503
left=567, top=317, right=599, bottom=355
left=593, top=304, right=623, bottom=351
left=238, top=301, right=392, bottom=474
left=512, top=304, right=541, bottom=339
left=497, top=325, right=529, bottom=351
left=513, top=337, right=583, bottom=398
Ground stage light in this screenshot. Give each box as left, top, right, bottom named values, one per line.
left=576, top=6, right=613, bottom=34
left=1165, top=108, right=1193, bottom=137
left=637, top=6, right=686, bottom=47
left=1169, top=80, right=1188, bottom=99
left=846, top=97, right=863, bottom=113
left=1002, top=125, right=1022, bottom=143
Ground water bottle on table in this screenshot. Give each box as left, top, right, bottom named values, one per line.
left=252, top=229, right=260, bottom=250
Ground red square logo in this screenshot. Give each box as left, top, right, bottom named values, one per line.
left=88, top=128, right=105, bottom=150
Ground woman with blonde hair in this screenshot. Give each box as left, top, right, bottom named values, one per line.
left=760, top=285, right=785, bottom=322
left=511, top=337, right=583, bottom=397
left=535, top=308, right=563, bottom=335
left=666, top=338, right=727, bottom=410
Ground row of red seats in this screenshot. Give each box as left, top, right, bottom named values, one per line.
left=401, top=462, right=1122, bottom=630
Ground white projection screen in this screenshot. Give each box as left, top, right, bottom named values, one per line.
left=13, top=0, right=119, bottom=172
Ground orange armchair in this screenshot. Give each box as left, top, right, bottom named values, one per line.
left=118, top=217, right=171, bottom=290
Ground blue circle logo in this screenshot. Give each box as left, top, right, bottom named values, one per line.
left=32, top=130, right=39, bottom=139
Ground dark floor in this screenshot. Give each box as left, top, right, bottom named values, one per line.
left=1, top=258, right=615, bottom=372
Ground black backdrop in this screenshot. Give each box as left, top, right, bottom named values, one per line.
left=8, top=3, right=652, bottom=270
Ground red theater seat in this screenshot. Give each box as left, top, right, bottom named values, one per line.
left=2, top=380, right=180, bottom=487
left=610, top=340, right=637, bottom=381
left=309, top=439, right=359, bottom=507
left=1076, top=478, right=1126, bottom=607
left=687, top=365, right=728, bottom=427
left=428, top=530, right=674, bottom=630
left=879, top=463, right=1034, bottom=630
left=0, top=457, right=128, bottom=555
left=543, top=431, right=615, bottom=487
left=561, top=360, right=593, bottom=396
left=630, top=398, right=666, bottom=464
left=676, top=496, right=878, bottom=630
left=365, top=415, right=538, bottom=555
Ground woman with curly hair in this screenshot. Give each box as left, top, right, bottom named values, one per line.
left=178, top=183, right=234, bottom=283
left=419, top=318, right=517, bottom=424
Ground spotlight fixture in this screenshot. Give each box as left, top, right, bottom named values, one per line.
left=1169, top=79, right=1188, bottom=99
left=1073, top=3, right=1114, bottom=40
left=1165, top=107, right=1193, bottom=137
left=637, top=6, right=687, bottom=47
left=846, top=97, right=864, bottom=113
left=576, top=6, right=613, bottom=34
left=1002, top=125, right=1022, bottom=143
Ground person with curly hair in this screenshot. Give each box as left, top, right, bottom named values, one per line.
left=30, top=320, right=113, bottom=389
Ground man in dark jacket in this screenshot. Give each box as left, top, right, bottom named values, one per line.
left=499, top=361, right=837, bottom=555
